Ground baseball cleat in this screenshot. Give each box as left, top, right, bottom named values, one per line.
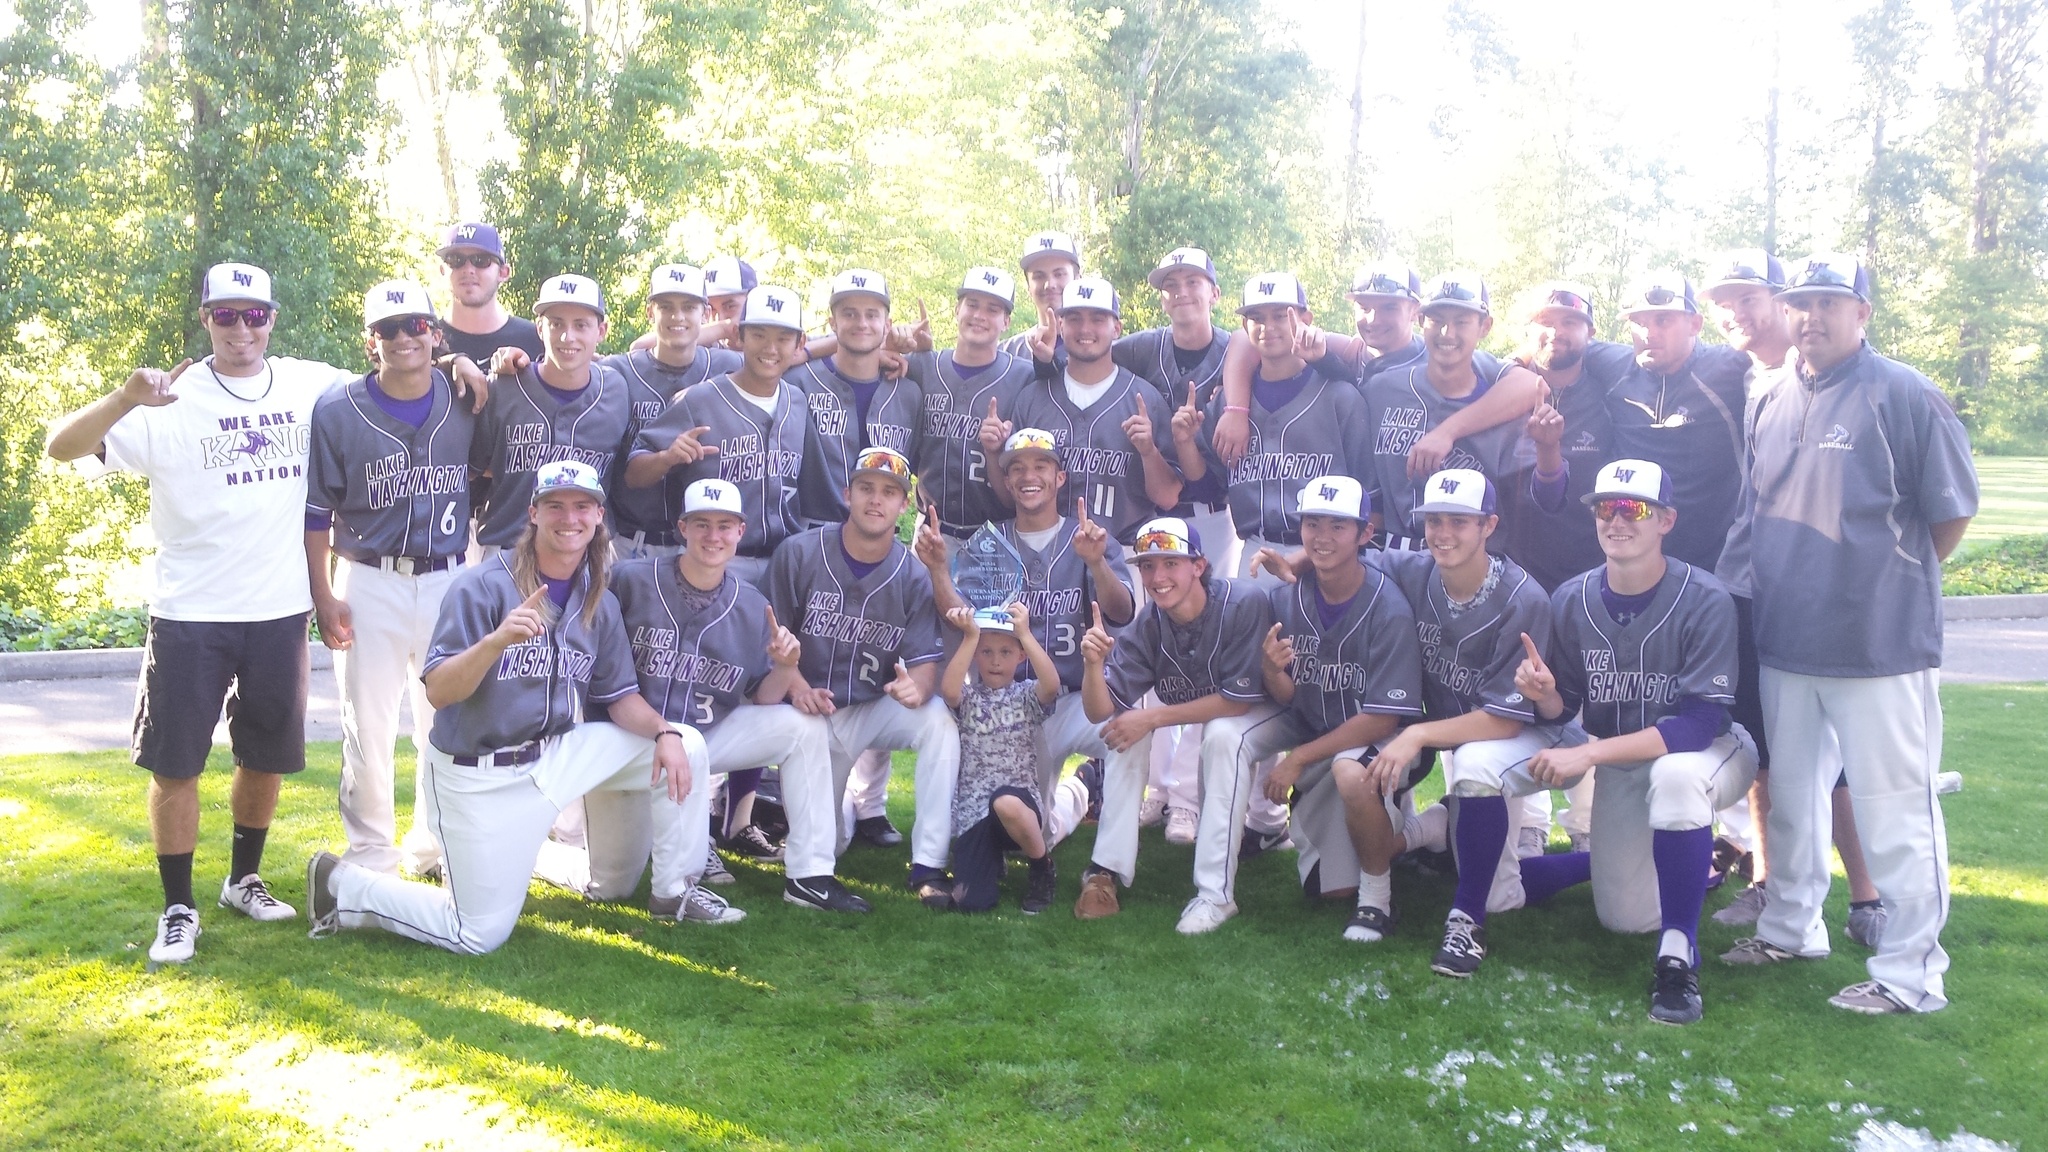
left=1077, top=759, right=1106, bottom=824
left=784, top=875, right=871, bottom=914
left=1137, top=792, right=1167, bottom=828
left=407, top=860, right=445, bottom=885
left=1846, top=901, right=1889, bottom=948
left=1163, top=807, right=1197, bottom=845
left=652, top=884, right=746, bottom=924
left=149, top=904, right=200, bottom=965
left=1515, top=826, right=1548, bottom=859
left=722, top=823, right=785, bottom=863
left=1649, top=956, right=1704, bottom=1025
left=1175, top=897, right=1237, bottom=935
left=1829, top=979, right=1914, bottom=1014
left=702, top=845, right=736, bottom=886
left=853, top=815, right=904, bottom=847
left=1718, top=936, right=1802, bottom=965
left=1074, top=869, right=1120, bottom=919
left=1342, top=904, right=1395, bottom=944
left=1430, top=911, right=1487, bottom=978
left=305, top=852, right=341, bottom=939
left=906, top=865, right=954, bottom=910
left=1239, top=826, right=1293, bottom=860
left=1021, top=856, right=1057, bottom=915
left=1711, top=882, right=1770, bottom=926
left=219, top=874, right=296, bottom=922
left=1569, top=832, right=1592, bottom=854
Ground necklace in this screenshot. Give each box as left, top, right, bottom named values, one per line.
left=1444, top=555, right=1503, bottom=616
left=208, top=357, right=274, bottom=404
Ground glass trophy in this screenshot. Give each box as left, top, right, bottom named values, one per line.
left=950, top=522, right=1026, bottom=609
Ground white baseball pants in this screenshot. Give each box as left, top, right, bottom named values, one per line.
left=1039, top=691, right=1110, bottom=846
left=329, top=721, right=706, bottom=955
left=825, top=697, right=960, bottom=871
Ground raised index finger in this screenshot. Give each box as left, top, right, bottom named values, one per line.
left=521, top=586, right=549, bottom=610
left=1091, top=600, right=1104, bottom=631
left=765, top=604, right=779, bottom=632
left=1520, top=632, right=1546, bottom=670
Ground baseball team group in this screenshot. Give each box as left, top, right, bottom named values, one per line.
left=43, top=218, right=1976, bottom=1029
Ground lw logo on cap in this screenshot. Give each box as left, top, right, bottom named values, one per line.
left=232, top=271, right=253, bottom=287
left=765, top=296, right=785, bottom=313
left=1038, top=237, right=1057, bottom=249
left=1614, top=467, right=1635, bottom=482
left=850, top=274, right=869, bottom=287
left=557, top=279, right=578, bottom=293
left=1258, top=281, right=1275, bottom=295
left=1076, top=286, right=1095, bottom=299
left=665, top=269, right=686, bottom=283
left=1439, top=478, right=1461, bottom=494
left=457, top=225, right=478, bottom=239
left=982, top=271, right=1000, bottom=285
left=385, top=289, right=406, bottom=304
left=1317, top=483, right=1340, bottom=501
left=1172, top=252, right=1187, bottom=264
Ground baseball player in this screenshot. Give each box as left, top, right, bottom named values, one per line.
left=435, top=222, right=544, bottom=364
left=603, top=264, right=744, bottom=559
left=914, top=427, right=1137, bottom=843
left=1076, top=516, right=1270, bottom=929
left=305, top=460, right=715, bottom=953
left=305, top=280, right=476, bottom=880
left=978, top=277, right=1183, bottom=546
left=1450, top=460, right=1757, bottom=1026
left=701, top=255, right=758, bottom=330
left=1723, top=254, right=1977, bottom=1016
left=998, top=230, right=1082, bottom=362
left=906, top=267, right=1036, bottom=549
left=789, top=269, right=924, bottom=527
left=46, top=262, right=482, bottom=965
left=1205, top=476, right=1425, bottom=942
left=470, top=275, right=639, bottom=550
left=766, top=447, right=960, bottom=905
left=544, top=479, right=871, bottom=914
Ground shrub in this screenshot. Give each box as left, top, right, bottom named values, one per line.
left=1943, top=533, right=2048, bottom=595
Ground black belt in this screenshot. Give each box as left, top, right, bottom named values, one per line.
left=358, top=555, right=462, bottom=575
left=940, top=523, right=979, bottom=540
left=453, top=743, right=543, bottom=768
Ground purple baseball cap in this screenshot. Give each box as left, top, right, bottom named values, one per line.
left=437, top=222, right=505, bottom=260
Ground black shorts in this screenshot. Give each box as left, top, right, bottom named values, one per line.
left=1731, top=595, right=1771, bottom=773
left=949, top=786, right=1040, bottom=912
left=132, top=613, right=310, bottom=780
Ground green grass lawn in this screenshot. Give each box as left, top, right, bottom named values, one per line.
left=1968, top=456, right=2048, bottom=543
left=3, top=686, right=2044, bottom=1150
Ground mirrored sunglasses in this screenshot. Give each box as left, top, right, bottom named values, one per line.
left=370, top=315, right=435, bottom=340
left=208, top=306, right=273, bottom=328
left=1593, top=498, right=1656, bottom=522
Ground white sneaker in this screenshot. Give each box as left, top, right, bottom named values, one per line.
left=1936, top=771, right=1963, bottom=795
left=1711, top=882, right=1769, bottom=926
left=149, top=904, right=200, bottom=964
left=651, top=884, right=747, bottom=924
left=1175, top=896, right=1237, bottom=935
left=219, top=874, right=296, bottom=922
left=1516, top=826, right=1548, bottom=859
left=1163, top=807, right=1198, bottom=845
left=1138, top=794, right=1168, bottom=828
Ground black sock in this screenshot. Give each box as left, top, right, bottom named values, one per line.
left=230, top=824, right=268, bottom=883
left=1850, top=898, right=1883, bottom=911
left=158, top=852, right=195, bottom=910
left=1027, top=852, right=1052, bottom=868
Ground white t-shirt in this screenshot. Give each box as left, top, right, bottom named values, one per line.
left=95, top=356, right=351, bottom=622
left=1064, top=371, right=1115, bottom=410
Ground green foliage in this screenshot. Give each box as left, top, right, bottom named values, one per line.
left=0, top=603, right=149, bottom=651
left=1944, top=532, right=2048, bottom=594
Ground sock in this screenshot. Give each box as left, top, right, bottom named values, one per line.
left=1658, top=929, right=1692, bottom=962
left=158, top=851, right=195, bottom=910
left=1403, top=802, right=1450, bottom=854
left=1652, top=826, right=1714, bottom=966
left=1519, top=850, right=1590, bottom=904
left=229, top=824, right=267, bottom=883
left=1449, top=795, right=1510, bottom=923
left=723, top=768, right=764, bottom=837
left=1357, top=869, right=1393, bottom=912
left=1850, top=898, right=1882, bottom=911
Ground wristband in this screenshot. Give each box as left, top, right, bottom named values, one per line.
left=655, top=730, right=683, bottom=743
left=1224, top=405, right=1250, bottom=415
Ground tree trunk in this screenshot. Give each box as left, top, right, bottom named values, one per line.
left=1861, top=109, right=1885, bottom=313
left=1116, top=0, right=1163, bottom=198
left=1763, top=0, right=1781, bottom=254
left=1340, top=0, right=1368, bottom=252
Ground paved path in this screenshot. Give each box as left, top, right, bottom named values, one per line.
left=0, top=621, right=2042, bottom=759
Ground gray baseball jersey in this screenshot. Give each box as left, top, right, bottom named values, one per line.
left=1002, top=370, right=1176, bottom=544
left=1195, top=368, right=1375, bottom=544
left=470, top=363, right=634, bottom=547
left=604, top=347, right=744, bottom=545
left=632, top=374, right=808, bottom=558
left=1367, top=549, right=1550, bottom=723
left=1606, top=342, right=1750, bottom=570
left=422, top=555, right=638, bottom=757
left=1549, top=561, right=1739, bottom=738
left=998, top=517, right=1134, bottom=691
left=1112, top=326, right=1232, bottom=411
left=907, top=350, right=1034, bottom=535
left=1501, top=341, right=1633, bottom=590
left=1103, top=575, right=1270, bottom=709
left=785, top=360, right=923, bottom=524
left=609, top=555, right=772, bottom=728
left=1748, top=344, right=1978, bottom=677
left=767, top=525, right=943, bottom=706
left=1360, top=361, right=1524, bottom=537
left=1268, top=566, right=1426, bottom=734
left=306, top=371, right=475, bottom=564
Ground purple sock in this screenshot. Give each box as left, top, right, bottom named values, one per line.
left=1519, top=851, right=1590, bottom=904
left=1450, top=795, right=1510, bottom=923
left=724, top=768, right=765, bottom=837
left=1653, top=826, right=1715, bottom=962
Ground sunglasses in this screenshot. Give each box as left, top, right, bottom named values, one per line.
left=1353, top=274, right=1414, bottom=299
left=1638, top=286, right=1682, bottom=307
left=208, top=306, right=273, bottom=328
left=1134, top=530, right=1191, bottom=555
left=1794, top=261, right=1857, bottom=289
left=370, top=315, right=435, bottom=340
left=853, top=450, right=910, bottom=478
left=1593, top=498, right=1657, bottom=522
left=442, top=253, right=501, bottom=270
left=1432, top=281, right=1482, bottom=303
left=1543, top=289, right=1592, bottom=314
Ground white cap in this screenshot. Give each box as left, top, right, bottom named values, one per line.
left=1020, top=230, right=1081, bottom=272
left=534, top=274, right=606, bottom=319
left=1238, top=272, right=1308, bottom=316
left=738, top=285, right=803, bottom=331
left=201, top=262, right=276, bottom=307
left=1148, top=247, right=1217, bottom=289
left=681, top=478, right=746, bottom=518
left=702, top=256, right=758, bottom=298
left=1131, top=516, right=1202, bottom=560
left=1296, top=475, right=1368, bottom=521
left=1413, top=468, right=1496, bottom=516
left=648, top=263, right=707, bottom=301
left=1583, top=459, right=1675, bottom=507
left=827, top=268, right=891, bottom=309
left=971, top=605, right=1016, bottom=634
left=362, top=280, right=436, bottom=326
left=1058, top=276, right=1120, bottom=317
left=531, top=460, right=606, bottom=503
left=958, top=266, right=1016, bottom=309
left=1623, top=270, right=1699, bottom=316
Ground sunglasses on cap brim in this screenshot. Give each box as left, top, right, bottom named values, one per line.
left=1133, top=530, right=1193, bottom=556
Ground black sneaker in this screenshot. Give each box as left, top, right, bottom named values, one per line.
left=1342, top=903, right=1395, bottom=943
left=1649, top=955, right=1703, bottom=1025
left=722, top=823, right=785, bottom=862
left=752, top=798, right=789, bottom=842
left=784, top=875, right=872, bottom=914
left=1076, top=759, right=1105, bottom=824
left=1022, top=856, right=1057, bottom=915
left=1239, top=825, right=1293, bottom=861
left=1430, top=911, right=1487, bottom=978
left=854, top=815, right=904, bottom=847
